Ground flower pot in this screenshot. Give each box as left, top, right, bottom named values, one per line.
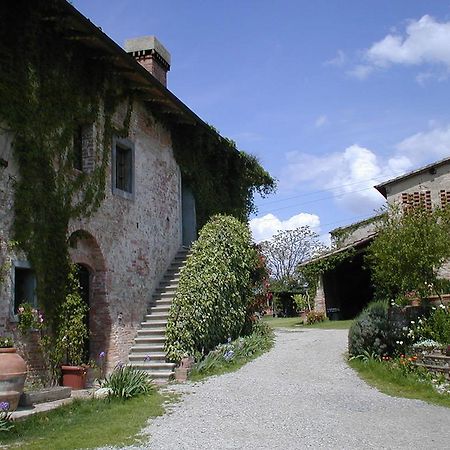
left=0, top=348, right=27, bottom=411
left=61, top=365, right=87, bottom=390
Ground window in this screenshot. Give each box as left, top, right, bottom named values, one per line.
left=13, top=262, right=37, bottom=314
left=112, top=137, right=135, bottom=200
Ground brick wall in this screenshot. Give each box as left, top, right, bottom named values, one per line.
left=0, top=97, right=183, bottom=375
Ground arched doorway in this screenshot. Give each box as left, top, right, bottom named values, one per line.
left=69, top=230, right=110, bottom=363
left=75, top=263, right=90, bottom=362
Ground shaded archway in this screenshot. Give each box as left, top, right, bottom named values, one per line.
left=69, top=230, right=110, bottom=363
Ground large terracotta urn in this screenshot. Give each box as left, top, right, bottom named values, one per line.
left=0, top=348, right=27, bottom=411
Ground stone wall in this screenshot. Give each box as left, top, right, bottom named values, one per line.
left=0, top=98, right=183, bottom=374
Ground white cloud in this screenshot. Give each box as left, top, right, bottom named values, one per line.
left=283, top=144, right=413, bottom=214
left=250, top=212, right=320, bottom=243
left=396, top=124, right=450, bottom=160
left=366, top=15, right=450, bottom=68
left=349, top=15, right=450, bottom=80
left=315, top=115, right=328, bottom=128
left=325, top=50, right=346, bottom=67
left=347, top=65, right=373, bottom=80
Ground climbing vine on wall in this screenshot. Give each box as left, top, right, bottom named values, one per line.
left=297, top=249, right=355, bottom=299
left=170, top=124, right=276, bottom=228
left=0, top=0, right=132, bottom=327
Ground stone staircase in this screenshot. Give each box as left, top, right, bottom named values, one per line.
left=128, top=247, right=189, bottom=383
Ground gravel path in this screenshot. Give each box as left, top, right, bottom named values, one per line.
left=121, top=328, right=449, bottom=449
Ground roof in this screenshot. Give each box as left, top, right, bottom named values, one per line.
left=329, top=213, right=384, bottom=236
left=375, top=156, right=450, bottom=198
left=298, top=232, right=376, bottom=268
left=51, top=1, right=219, bottom=132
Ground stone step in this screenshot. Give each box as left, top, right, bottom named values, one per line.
left=130, top=344, right=165, bottom=353
left=147, top=372, right=174, bottom=384
left=144, top=312, right=169, bottom=320
left=140, top=320, right=168, bottom=328
left=153, top=292, right=174, bottom=300
left=134, top=336, right=166, bottom=344
left=147, top=305, right=171, bottom=314
left=129, top=362, right=176, bottom=372
left=151, top=298, right=172, bottom=307
left=156, top=285, right=178, bottom=293
left=129, top=353, right=166, bottom=362
left=137, top=328, right=166, bottom=336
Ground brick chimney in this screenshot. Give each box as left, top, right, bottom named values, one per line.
left=124, top=36, right=171, bottom=87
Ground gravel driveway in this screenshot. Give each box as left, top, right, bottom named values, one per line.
left=123, top=328, right=450, bottom=449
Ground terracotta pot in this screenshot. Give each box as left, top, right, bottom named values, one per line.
left=61, top=365, right=87, bottom=390
left=0, top=347, right=27, bottom=411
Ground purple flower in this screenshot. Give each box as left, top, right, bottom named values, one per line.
left=99, top=351, right=106, bottom=358
left=0, top=401, right=9, bottom=411
left=115, top=361, right=124, bottom=369
left=224, top=350, right=234, bottom=361
left=144, top=354, right=151, bottom=362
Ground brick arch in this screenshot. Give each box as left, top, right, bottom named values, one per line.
left=69, top=230, right=110, bottom=363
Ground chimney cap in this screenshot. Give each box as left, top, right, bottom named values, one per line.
left=124, top=35, right=171, bottom=66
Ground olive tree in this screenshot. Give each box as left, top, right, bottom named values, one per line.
left=366, top=204, right=450, bottom=302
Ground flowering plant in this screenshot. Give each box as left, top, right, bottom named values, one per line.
left=0, top=401, right=13, bottom=432
left=17, top=303, right=44, bottom=333
left=0, top=336, right=13, bottom=348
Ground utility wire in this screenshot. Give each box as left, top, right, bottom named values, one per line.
left=259, top=176, right=385, bottom=206
left=257, top=185, right=378, bottom=215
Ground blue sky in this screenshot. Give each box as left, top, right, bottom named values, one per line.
left=73, top=0, right=450, bottom=243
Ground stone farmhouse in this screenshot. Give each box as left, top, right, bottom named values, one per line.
left=0, top=0, right=272, bottom=381
left=305, top=156, right=450, bottom=320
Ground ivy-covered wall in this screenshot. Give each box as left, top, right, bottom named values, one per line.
left=0, top=0, right=275, bottom=372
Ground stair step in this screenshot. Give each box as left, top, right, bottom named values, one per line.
left=147, top=304, right=171, bottom=313
left=129, top=352, right=166, bottom=361
left=144, top=312, right=169, bottom=320
left=129, top=362, right=176, bottom=371
left=130, top=344, right=165, bottom=352
left=156, top=285, right=178, bottom=292
left=140, top=320, right=168, bottom=328
left=134, top=336, right=166, bottom=344
left=137, top=328, right=166, bottom=336
left=153, top=292, right=174, bottom=298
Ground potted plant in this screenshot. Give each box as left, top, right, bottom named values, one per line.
left=57, top=267, right=89, bottom=390
left=0, top=336, right=27, bottom=411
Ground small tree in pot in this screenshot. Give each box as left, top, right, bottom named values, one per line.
left=57, top=267, right=89, bottom=390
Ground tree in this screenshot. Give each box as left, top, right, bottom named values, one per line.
left=366, top=204, right=450, bottom=303
left=260, top=226, right=325, bottom=289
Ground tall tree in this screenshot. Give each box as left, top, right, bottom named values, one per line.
left=260, top=226, right=325, bottom=288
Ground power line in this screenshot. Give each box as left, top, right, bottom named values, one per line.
left=259, top=176, right=385, bottom=206
left=257, top=185, right=377, bottom=215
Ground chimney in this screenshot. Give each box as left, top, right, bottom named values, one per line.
left=124, top=36, right=171, bottom=87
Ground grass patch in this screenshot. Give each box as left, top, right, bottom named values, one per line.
left=0, top=391, right=166, bottom=449
left=189, top=323, right=274, bottom=381
left=349, top=357, right=450, bottom=408
left=263, top=316, right=353, bottom=330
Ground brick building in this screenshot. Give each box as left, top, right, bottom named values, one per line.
left=304, top=157, right=450, bottom=319
left=0, top=1, right=270, bottom=379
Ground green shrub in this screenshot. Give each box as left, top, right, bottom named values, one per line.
left=190, top=321, right=274, bottom=377
left=100, top=365, right=153, bottom=399
left=165, top=215, right=257, bottom=362
left=306, top=310, right=326, bottom=324
left=348, top=300, right=407, bottom=357
left=410, top=304, right=450, bottom=345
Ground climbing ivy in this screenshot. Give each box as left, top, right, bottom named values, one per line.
left=0, top=0, right=133, bottom=327
left=297, top=249, right=355, bottom=299
left=170, top=124, right=275, bottom=228
left=0, top=0, right=275, bottom=330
